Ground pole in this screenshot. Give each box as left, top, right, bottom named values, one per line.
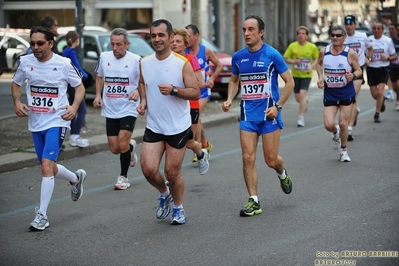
left=76, top=0, right=84, bottom=68
left=239, top=0, right=245, bottom=49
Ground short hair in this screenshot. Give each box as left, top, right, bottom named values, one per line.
left=173, top=28, right=190, bottom=46
left=111, top=28, right=129, bottom=43
left=330, top=25, right=347, bottom=35
left=151, top=19, right=173, bottom=36
left=66, top=31, right=79, bottom=47
left=30, top=26, right=56, bottom=42
left=185, top=24, right=200, bottom=35
left=41, top=15, right=57, bottom=28
left=244, top=15, right=265, bottom=40
left=296, top=26, right=309, bottom=35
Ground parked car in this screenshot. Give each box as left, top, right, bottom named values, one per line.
left=55, top=31, right=154, bottom=94
left=128, top=28, right=234, bottom=98
left=0, top=31, right=30, bottom=71
left=57, top=26, right=110, bottom=34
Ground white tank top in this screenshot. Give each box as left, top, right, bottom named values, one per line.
left=323, top=45, right=352, bottom=88
left=140, top=52, right=191, bottom=135
left=96, top=51, right=140, bottom=118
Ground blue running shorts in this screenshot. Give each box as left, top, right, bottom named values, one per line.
left=32, top=127, right=67, bottom=163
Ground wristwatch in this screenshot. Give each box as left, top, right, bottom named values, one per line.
left=367, top=57, right=372, bottom=61
left=275, top=104, right=282, bottom=112
left=170, top=85, right=178, bottom=96
left=353, top=73, right=357, bottom=80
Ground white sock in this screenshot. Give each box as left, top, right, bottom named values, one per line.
left=39, top=177, right=54, bottom=216
left=173, top=204, right=183, bottom=209
left=55, top=164, right=77, bottom=183
left=161, top=187, right=170, bottom=198
left=278, top=169, right=286, bottom=180
left=70, top=134, right=79, bottom=141
left=250, top=195, right=259, bottom=203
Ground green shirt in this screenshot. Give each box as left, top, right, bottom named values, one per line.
left=283, top=41, right=319, bottom=78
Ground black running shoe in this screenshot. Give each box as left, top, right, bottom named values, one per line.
left=239, top=197, right=262, bottom=217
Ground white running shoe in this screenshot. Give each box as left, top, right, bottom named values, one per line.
left=69, top=136, right=90, bottom=148
left=331, top=125, right=340, bottom=150
left=340, top=148, right=351, bottom=162
left=297, top=116, right=305, bottom=127
left=198, top=149, right=209, bottom=175
left=130, top=139, right=138, bottom=167
left=114, top=176, right=131, bottom=190
left=384, top=90, right=395, bottom=100
left=29, top=207, right=49, bottom=231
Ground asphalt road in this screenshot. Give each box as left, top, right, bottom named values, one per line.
left=0, top=85, right=398, bottom=265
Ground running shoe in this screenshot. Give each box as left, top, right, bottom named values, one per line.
left=353, top=107, right=360, bottom=127
left=69, top=136, right=90, bottom=148
left=192, top=153, right=197, bottom=163
left=297, top=116, right=305, bottom=127
left=384, top=90, right=395, bottom=100
left=114, top=176, right=130, bottom=190
left=374, top=114, right=381, bottom=123
left=171, top=207, right=186, bottom=225
left=71, top=169, right=87, bottom=201
left=130, top=139, right=138, bottom=167
left=204, top=141, right=213, bottom=160
left=239, top=197, right=262, bottom=217
left=340, top=148, right=351, bottom=162
left=198, top=149, right=209, bottom=175
left=279, top=166, right=293, bottom=194
left=29, top=207, right=49, bottom=231
left=156, top=193, right=173, bottom=219
left=347, top=134, right=354, bottom=141
left=381, top=98, right=386, bottom=112
left=331, top=125, right=340, bottom=150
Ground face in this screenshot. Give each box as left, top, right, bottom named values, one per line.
left=150, top=23, right=171, bottom=54
left=389, top=25, right=396, bottom=37
left=51, top=20, right=59, bottom=35
left=242, top=18, right=264, bottom=48
left=110, top=34, right=129, bottom=59
left=185, top=27, right=198, bottom=48
left=171, top=34, right=186, bottom=54
left=296, top=29, right=308, bottom=43
left=372, top=24, right=384, bottom=38
left=344, top=22, right=356, bottom=35
left=330, top=30, right=346, bottom=45
left=30, top=32, right=53, bottom=62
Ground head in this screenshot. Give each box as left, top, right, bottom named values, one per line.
left=41, top=15, right=59, bottom=36
left=110, top=28, right=130, bottom=59
left=296, top=26, right=309, bottom=43
left=388, top=23, right=397, bottom=38
left=30, top=26, right=56, bottom=62
left=66, top=31, right=79, bottom=47
left=172, top=28, right=189, bottom=55
left=150, top=19, right=173, bottom=55
left=330, top=25, right=347, bottom=45
left=185, top=24, right=200, bottom=48
left=344, top=15, right=357, bottom=36
left=372, top=23, right=384, bottom=39
left=242, top=15, right=265, bottom=48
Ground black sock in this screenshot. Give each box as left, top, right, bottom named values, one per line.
left=120, top=150, right=130, bottom=176
left=197, top=151, right=204, bottom=160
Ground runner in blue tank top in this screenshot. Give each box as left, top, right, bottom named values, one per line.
left=316, top=25, right=362, bottom=163
left=222, top=15, right=294, bottom=217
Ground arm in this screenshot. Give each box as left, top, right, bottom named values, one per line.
left=206, top=48, right=222, bottom=88
left=316, top=48, right=326, bottom=89
left=137, top=66, right=147, bottom=116
left=60, top=82, right=85, bottom=121
left=347, top=50, right=362, bottom=82
left=69, top=49, right=88, bottom=79
left=159, top=62, right=200, bottom=100
left=222, top=74, right=240, bottom=112
left=92, top=75, right=104, bottom=107
left=11, top=82, right=29, bottom=117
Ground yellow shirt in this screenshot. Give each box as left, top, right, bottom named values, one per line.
left=284, top=41, right=319, bottom=78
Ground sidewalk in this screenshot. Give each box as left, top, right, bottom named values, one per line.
left=0, top=106, right=240, bottom=174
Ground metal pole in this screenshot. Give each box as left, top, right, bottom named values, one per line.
left=76, top=0, right=84, bottom=67
left=240, top=0, right=245, bottom=50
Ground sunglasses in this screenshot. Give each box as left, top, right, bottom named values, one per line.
left=29, top=41, right=50, bottom=47
left=331, top=34, right=344, bottom=38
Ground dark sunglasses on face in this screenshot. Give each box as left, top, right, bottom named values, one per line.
left=29, top=41, right=50, bottom=47
left=331, top=34, right=344, bottom=38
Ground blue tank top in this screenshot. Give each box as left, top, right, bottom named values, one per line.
left=231, top=43, right=288, bottom=122
left=185, top=44, right=209, bottom=88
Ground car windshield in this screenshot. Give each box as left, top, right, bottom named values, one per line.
left=98, top=35, right=153, bottom=57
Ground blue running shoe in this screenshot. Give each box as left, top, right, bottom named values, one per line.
left=171, top=207, right=186, bottom=225
left=156, top=193, right=173, bottom=219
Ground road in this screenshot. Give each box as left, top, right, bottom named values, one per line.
left=0, top=85, right=398, bottom=266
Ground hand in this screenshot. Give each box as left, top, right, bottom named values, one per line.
left=60, top=105, right=77, bottom=121
left=317, top=79, right=324, bottom=89
left=93, top=96, right=103, bottom=108
left=137, top=102, right=146, bottom=115
left=128, top=89, right=139, bottom=101
left=264, top=106, right=278, bottom=119
left=222, top=101, right=231, bottom=112
left=14, top=102, right=29, bottom=117
left=158, top=84, right=173, bottom=95
left=205, top=79, right=214, bottom=89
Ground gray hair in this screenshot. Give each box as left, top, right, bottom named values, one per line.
left=330, top=25, right=347, bottom=36
left=111, top=28, right=129, bottom=43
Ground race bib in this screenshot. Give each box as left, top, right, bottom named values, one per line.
left=27, top=85, right=59, bottom=113
left=104, top=77, right=129, bottom=98
left=324, top=68, right=348, bottom=88
left=373, top=48, right=384, bottom=61
left=294, top=58, right=311, bottom=71
left=240, top=72, right=270, bottom=100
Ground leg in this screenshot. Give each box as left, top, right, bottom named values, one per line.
left=240, top=130, right=259, bottom=197
left=261, top=129, right=284, bottom=174
left=347, top=79, right=362, bottom=139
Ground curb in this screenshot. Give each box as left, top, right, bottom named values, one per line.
left=0, top=107, right=240, bottom=174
